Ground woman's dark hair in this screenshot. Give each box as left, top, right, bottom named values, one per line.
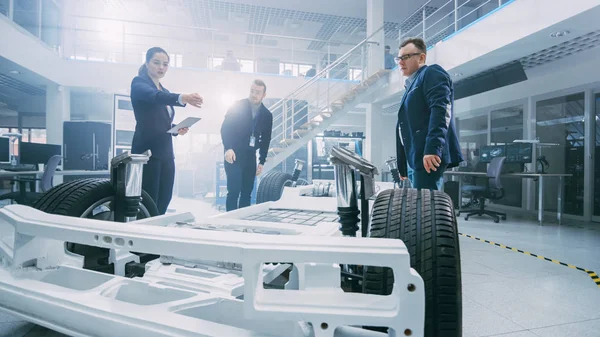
left=138, top=47, right=169, bottom=76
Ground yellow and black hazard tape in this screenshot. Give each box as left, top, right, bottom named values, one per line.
left=459, top=233, right=600, bottom=288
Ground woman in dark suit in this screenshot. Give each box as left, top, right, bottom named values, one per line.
left=130, top=47, right=203, bottom=214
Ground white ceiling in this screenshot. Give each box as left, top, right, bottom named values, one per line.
left=64, top=0, right=445, bottom=49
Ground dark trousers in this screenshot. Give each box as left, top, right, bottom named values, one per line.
left=409, top=165, right=446, bottom=191
left=142, top=157, right=175, bottom=215
left=224, top=154, right=256, bottom=211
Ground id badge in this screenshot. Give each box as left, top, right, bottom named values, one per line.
left=249, top=136, right=256, bottom=147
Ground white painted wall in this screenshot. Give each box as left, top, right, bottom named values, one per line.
left=426, top=0, right=600, bottom=71
left=374, top=0, right=600, bottom=105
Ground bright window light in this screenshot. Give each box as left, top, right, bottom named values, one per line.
left=220, top=93, right=238, bottom=108
left=96, top=21, right=122, bottom=42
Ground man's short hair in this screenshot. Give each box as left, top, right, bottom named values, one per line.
left=253, top=79, right=267, bottom=93
left=400, top=38, right=427, bottom=54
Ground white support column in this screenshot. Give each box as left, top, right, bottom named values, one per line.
left=365, top=104, right=385, bottom=175
left=45, top=84, right=70, bottom=147
left=367, top=0, right=385, bottom=77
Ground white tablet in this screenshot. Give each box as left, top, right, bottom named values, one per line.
left=167, top=117, right=202, bottom=134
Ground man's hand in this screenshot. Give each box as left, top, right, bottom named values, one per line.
left=256, top=164, right=263, bottom=176
left=225, top=149, right=236, bottom=164
left=423, top=154, right=441, bottom=173
left=177, top=127, right=189, bottom=136
left=400, top=176, right=407, bottom=180
left=181, top=93, right=203, bottom=108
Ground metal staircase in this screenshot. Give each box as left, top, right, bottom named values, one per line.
left=262, top=26, right=392, bottom=174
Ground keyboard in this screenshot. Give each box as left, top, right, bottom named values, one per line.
left=0, top=163, right=38, bottom=171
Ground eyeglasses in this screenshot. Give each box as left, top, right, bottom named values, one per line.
left=394, top=53, right=422, bottom=62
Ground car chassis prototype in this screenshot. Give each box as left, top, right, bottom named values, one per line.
left=0, top=148, right=460, bottom=337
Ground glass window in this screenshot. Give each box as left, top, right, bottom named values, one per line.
left=239, top=59, right=254, bottom=73
left=536, top=93, right=585, bottom=216
left=457, top=114, right=488, bottom=172
left=209, top=57, right=223, bottom=70
left=349, top=68, right=362, bottom=81
left=41, top=0, right=60, bottom=49
left=0, top=0, right=9, bottom=17
left=594, top=93, right=600, bottom=217
left=279, top=62, right=312, bottom=77
left=29, top=128, right=47, bottom=144
left=13, top=0, right=40, bottom=37
left=491, top=105, right=524, bottom=208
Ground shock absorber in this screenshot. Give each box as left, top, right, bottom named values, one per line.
left=330, top=156, right=360, bottom=237
left=385, top=157, right=402, bottom=186
left=111, top=150, right=152, bottom=223
left=291, top=159, right=305, bottom=187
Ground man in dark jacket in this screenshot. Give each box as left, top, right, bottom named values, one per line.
left=220, top=79, right=273, bottom=211
left=395, top=38, right=463, bottom=190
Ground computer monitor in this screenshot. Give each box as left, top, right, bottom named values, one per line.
left=479, top=144, right=506, bottom=163
left=19, top=142, right=61, bottom=165
left=0, top=137, right=9, bottom=163
left=518, top=143, right=533, bottom=163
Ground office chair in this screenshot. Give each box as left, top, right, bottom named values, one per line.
left=0, top=155, right=62, bottom=206
left=462, top=156, right=507, bottom=223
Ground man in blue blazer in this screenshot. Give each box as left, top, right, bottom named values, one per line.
left=395, top=38, right=463, bottom=190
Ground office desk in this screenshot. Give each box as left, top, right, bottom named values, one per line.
left=444, top=171, right=572, bottom=226
left=0, top=170, right=110, bottom=177
left=0, top=170, right=110, bottom=193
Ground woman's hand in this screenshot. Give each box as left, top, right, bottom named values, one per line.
left=182, top=93, right=203, bottom=108
left=177, top=127, right=189, bottom=136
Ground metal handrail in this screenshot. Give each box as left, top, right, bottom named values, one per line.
left=267, top=25, right=385, bottom=113
left=399, top=0, right=511, bottom=46
left=268, top=61, right=356, bottom=140
left=271, top=61, right=364, bottom=140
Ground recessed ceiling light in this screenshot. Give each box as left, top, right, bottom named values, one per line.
left=8, top=70, right=21, bottom=75
left=453, top=73, right=463, bottom=77
left=550, top=30, right=569, bottom=38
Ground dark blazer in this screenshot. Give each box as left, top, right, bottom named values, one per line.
left=130, top=72, right=184, bottom=160
left=220, top=99, right=273, bottom=165
left=396, top=64, right=463, bottom=176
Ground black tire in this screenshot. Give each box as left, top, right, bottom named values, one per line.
left=363, top=188, right=462, bottom=337
left=256, top=171, right=293, bottom=204
left=33, top=178, right=159, bottom=274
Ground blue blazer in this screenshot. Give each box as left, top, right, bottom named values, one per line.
left=396, top=64, right=463, bottom=176
left=130, top=72, right=184, bottom=160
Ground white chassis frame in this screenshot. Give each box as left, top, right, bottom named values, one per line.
left=0, top=181, right=424, bottom=337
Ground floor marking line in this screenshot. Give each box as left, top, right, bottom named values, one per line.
left=459, top=232, right=600, bottom=288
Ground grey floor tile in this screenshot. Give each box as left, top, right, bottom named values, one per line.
left=0, top=310, right=23, bottom=324
left=467, top=276, right=593, bottom=329
left=488, top=331, right=538, bottom=337
left=462, top=298, right=526, bottom=337
left=529, top=318, right=600, bottom=337
left=0, top=322, right=34, bottom=337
